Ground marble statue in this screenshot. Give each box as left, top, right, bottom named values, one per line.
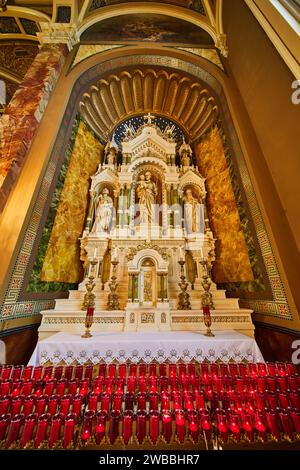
left=92, top=187, right=113, bottom=233
left=183, top=188, right=199, bottom=234
left=179, top=138, right=192, bottom=167
left=137, top=171, right=157, bottom=224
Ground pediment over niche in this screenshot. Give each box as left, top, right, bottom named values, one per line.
left=122, top=125, right=176, bottom=163
left=178, top=168, right=206, bottom=199
left=91, top=167, right=120, bottom=193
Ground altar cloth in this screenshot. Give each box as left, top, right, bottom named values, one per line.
left=29, top=331, right=264, bottom=365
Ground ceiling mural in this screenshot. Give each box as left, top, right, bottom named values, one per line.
left=80, top=13, right=214, bottom=44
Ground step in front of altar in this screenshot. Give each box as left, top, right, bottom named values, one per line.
left=38, top=308, right=254, bottom=339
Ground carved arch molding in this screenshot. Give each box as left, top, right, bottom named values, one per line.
left=80, top=68, right=219, bottom=142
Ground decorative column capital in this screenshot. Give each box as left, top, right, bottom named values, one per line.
left=37, top=22, right=80, bottom=51
left=216, top=33, right=228, bottom=57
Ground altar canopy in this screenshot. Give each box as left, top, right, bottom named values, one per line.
left=29, top=331, right=264, bottom=365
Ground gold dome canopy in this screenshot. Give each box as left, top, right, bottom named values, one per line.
left=79, top=68, right=219, bottom=141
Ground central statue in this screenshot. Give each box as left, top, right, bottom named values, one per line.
left=137, top=171, right=157, bottom=224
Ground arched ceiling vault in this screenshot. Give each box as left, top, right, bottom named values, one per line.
left=80, top=68, right=219, bottom=142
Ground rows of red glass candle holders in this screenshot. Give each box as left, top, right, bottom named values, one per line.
left=0, top=362, right=299, bottom=449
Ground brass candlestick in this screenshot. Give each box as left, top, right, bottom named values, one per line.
left=177, top=259, right=191, bottom=310
left=107, top=260, right=120, bottom=310
left=200, top=259, right=214, bottom=337
left=81, top=259, right=97, bottom=338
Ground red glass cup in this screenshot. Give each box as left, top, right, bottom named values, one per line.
left=257, top=377, right=266, bottom=393
left=98, top=363, right=106, bottom=378
left=113, top=392, right=123, bottom=412
left=138, top=377, right=147, bottom=393
left=188, top=410, right=199, bottom=442
left=53, top=366, right=64, bottom=380
left=266, top=391, right=278, bottom=411
left=78, top=379, right=89, bottom=397
left=287, top=376, right=298, bottom=392
left=129, top=364, right=137, bottom=376
left=56, top=379, right=67, bottom=396
left=62, top=413, right=76, bottom=449
left=159, top=363, right=167, bottom=377
left=217, top=411, right=228, bottom=443
left=236, top=377, right=246, bottom=396
left=266, top=409, right=281, bottom=441
left=285, top=362, right=296, bottom=376
left=266, top=363, right=277, bottom=377
left=200, top=410, right=211, bottom=442
left=35, top=395, right=48, bottom=416
left=84, top=365, right=93, bottom=381
left=242, top=413, right=254, bottom=442
left=95, top=410, right=106, bottom=444
left=93, top=377, right=103, bottom=395
left=257, top=363, right=267, bottom=377
left=124, top=392, right=134, bottom=411
left=42, top=366, right=53, bottom=382
left=75, top=365, right=84, bottom=380
left=49, top=413, right=63, bottom=448
left=248, top=363, right=258, bottom=378
left=278, top=409, right=293, bottom=440
left=44, top=379, right=56, bottom=396
left=118, top=364, right=127, bottom=379
left=256, top=392, right=266, bottom=411
left=161, top=391, right=171, bottom=411
left=228, top=363, right=239, bottom=378
left=81, top=410, right=95, bottom=442
left=290, top=409, right=300, bottom=434
left=149, top=363, right=156, bottom=377
left=88, top=392, right=99, bottom=412
left=162, top=410, right=172, bottom=443
left=33, top=380, right=44, bottom=397
left=0, top=414, right=11, bottom=441
left=101, top=393, right=111, bottom=413
left=20, top=413, right=37, bottom=448
left=68, top=379, right=78, bottom=396
left=136, top=409, right=147, bottom=444
left=276, top=362, right=287, bottom=377
left=35, top=413, right=50, bottom=448
left=6, top=414, right=24, bottom=448
left=195, top=390, right=205, bottom=410
left=149, top=377, right=158, bottom=393
left=108, top=364, right=116, bottom=379
left=172, top=391, right=182, bottom=412
left=60, top=394, right=72, bottom=416
left=254, top=412, right=267, bottom=441
left=266, top=377, right=277, bottom=392
left=278, top=392, right=290, bottom=409
left=277, top=376, right=288, bottom=392
left=229, top=411, right=240, bottom=442
left=11, top=379, right=23, bottom=397
left=179, top=363, right=187, bottom=376
left=149, top=392, right=159, bottom=411
left=238, top=363, right=248, bottom=377
left=0, top=379, right=12, bottom=396
left=0, top=395, right=10, bottom=415
left=22, top=366, right=33, bottom=381
left=137, top=392, right=147, bottom=411
left=24, top=395, right=35, bottom=416
left=48, top=395, right=60, bottom=416
left=12, top=366, right=23, bottom=381
left=175, top=410, right=185, bottom=443
left=64, top=366, right=74, bottom=380
left=184, top=392, right=194, bottom=412
left=71, top=394, right=82, bottom=416
left=127, top=377, right=136, bottom=393
left=115, top=378, right=125, bottom=394
left=1, top=366, right=12, bottom=380
left=109, top=410, right=120, bottom=444
left=33, top=366, right=43, bottom=381
left=149, top=410, right=159, bottom=444
left=122, top=410, right=133, bottom=445
left=288, top=391, right=300, bottom=410
left=169, top=364, right=177, bottom=378
left=11, top=396, right=23, bottom=416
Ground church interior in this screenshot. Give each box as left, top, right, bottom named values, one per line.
left=0, top=0, right=300, bottom=452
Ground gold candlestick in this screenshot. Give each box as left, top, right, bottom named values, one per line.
left=177, top=259, right=191, bottom=310
left=200, top=259, right=215, bottom=337
left=81, top=259, right=97, bottom=338
left=107, top=260, right=120, bottom=310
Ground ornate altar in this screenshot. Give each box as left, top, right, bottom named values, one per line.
left=39, top=115, right=254, bottom=338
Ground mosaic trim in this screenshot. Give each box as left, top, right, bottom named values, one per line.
left=175, top=47, right=224, bottom=71
left=0, top=54, right=292, bottom=322
left=71, top=44, right=124, bottom=68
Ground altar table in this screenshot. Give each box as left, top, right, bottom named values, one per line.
left=29, top=331, right=264, bottom=365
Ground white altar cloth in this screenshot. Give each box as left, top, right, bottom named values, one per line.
left=29, top=331, right=264, bottom=365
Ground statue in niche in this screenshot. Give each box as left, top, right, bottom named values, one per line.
left=179, top=138, right=192, bottom=167
left=183, top=188, right=200, bottom=234
left=136, top=171, right=157, bottom=224
left=92, top=187, right=114, bottom=233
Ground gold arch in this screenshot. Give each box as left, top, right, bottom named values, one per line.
left=80, top=68, right=219, bottom=141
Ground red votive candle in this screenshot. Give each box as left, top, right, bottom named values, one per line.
left=248, top=363, right=258, bottom=378
left=277, top=376, right=288, bottom=392
left=169, top=364, right=177, bottom=378
left=229, top=363, right=239, bottom=378
left=108, top=364, right=116, bottom=379
left=217, top=411, right=228, bottom=442
left=98, top=364, right=106, bottom=378
left=127, top=377, right=135, bottom=393
left=12, top=366, right=23, bottom=381
left=95, top=410, right=107, bottom=444
left=175, top=411, right=185, bottom=443
left=161, top=391, right=171, bottom=411
left=124, top=392, right=134, bottom=411
left=47, top=395, right=60, bottom=416
left=229, top=411, right=240, bottom=442
left=79, top=379, right=89, bottom=397
left=68, top=379, right=78, bottom=396
left=56, top=379, right=67, bottom=396
left=105, top=378, right=113, bottom=395
left=256, top=392, right=266, bottom=411
left=118, top=364, right=127, bottom=379
left=266, top=391, right=278, bottom=410
left=0, top=379, right=12, bottom=396
left=266, top=409, right=281, bottom=441
left=84, top=365, right=93, bottom=381
left=35, top=413, right=50, bottom=448
left=35, top=395, right=48, bottom=416
left=288, top=391, right=300, bottom=410
left=116, top=378, right=125, bottom=393
left=188, top=410, right=199, bottom=442
left=75, top=366, right=84, bottom=380
left=101, top=393, right=111, bottom=413
left=242, top=413, right=254, bottom=442
left=137, top=392, right=147, bottom=411
left=22, top=366, right=33, bottom=381
left=267, top=363, right=277, bottom=377
left=129, top=364, right=137, bottom=376
left=172, top=391, right=182, bottom=411
left=276, top=362, right=287, bottom=377
left=33, top=380, right=43, bottom=397
left=138, top=377, right=147, bottom=393
left=71, top=394, right=82, bottom=416
left=136, top=410, right=147, bottom=444
left=195, top=390, right=205, bottom=410
left=54, top=366, right=63, bottom=380
left=200, top=410, right=211, bottom=442
left=42, top=366, right=52, bottom=382
left=254, top=412, right=267, bottom=441
left=88, top=392, right=99, bottom=412
left=64, top=366, right=73, bottom=380
left=93, top=377, right=103, bottom=395
left=162, top=410, right=172, bottom=443
left=266, top=377, right=277, bottom=392
left=149, top=363, right=156, bottom=377
left=278, top=409, right=293, bottom=440
left=32, top=366, right=43, bottom=381
left=60, top=394, right=72, bottom=416
left=138, top=364, right=147, bottom=377
left=159, top=363, right=167, bottom=377
left=109, top=410, right=120, bottom=444
left=149, top=377, right=157, bottom=393
left=238, top=363, right=248, bottom=377
left=236, top=377, right=246, bottom=396
left=24, top=395, right=35, bottom=416
left=81, top=410, right=95, bottom=442
left=149, top=392, right=159, bottom=411
left=1, top=366, right=12, bottom=380
left=0, top=414, right=11, bottom=441
left=49, top=413, right=63, bottom=448
left=11, top=379, right=22, bottom=397
left=160, top=376, right=169, bottom=392
left=149, top=410, right=159, bottom=444
left=257, top=363, right=267, bottom=377
left=290, top=409, right=300, bottom=434
left=184, top=392, right=194, bottom=412
left=285, top=362, right=296, bottom=375
left=113, top=392, right=123, bottom=412
left=0, top=396, right=10, bottom=415
left=20, top=413, right=37, bottom=448
left=257, top=377, right=266, bottom=393
left=123, top=410, right=133, bottom=444
left=44, top=379, right=56, bottom=396
left=62, top=413, right=76, bottom=449
left=278, top=392, right=290, bottom=409
left=11, top=396, right=23, bottom=416
left=287, top=376, right=298, bottom=392
left=5, top=413, right=24, bottom=448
